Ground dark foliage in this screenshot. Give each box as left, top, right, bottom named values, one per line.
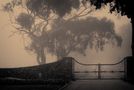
left=26, top=0, right=80, bottom=17
left=48, top=17, right=122, bottom=57
left=3, top=0, right=133, bottom=63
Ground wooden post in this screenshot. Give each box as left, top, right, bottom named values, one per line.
left=98, top=64, right=101, bottom=79
left=71, top=58, right=75, bottom=80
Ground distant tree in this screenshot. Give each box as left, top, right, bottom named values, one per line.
left=91, top=0, right=134, bottom=56
left=76, top=0, right=133, bottom=56
left=3, top=0, right=123, bottom=64
left=3, top=0, right=50, bottom=64
left=25, top=0, right=134, bottom=56
left=48, top=17, right=122, bottom=59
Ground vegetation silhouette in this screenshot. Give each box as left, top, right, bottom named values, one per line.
left=23, top=0, right=134, bottom=56
left=48, top=17, right=122, bottom=59
left=3, top=0, right=124, bottom=64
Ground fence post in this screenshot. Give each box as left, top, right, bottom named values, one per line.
left=98, top=64, right=101, bottom=79
left=71, top=58, right=75, bottom=80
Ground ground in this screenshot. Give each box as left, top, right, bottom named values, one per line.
left=63, top=80, right=134, bottom=90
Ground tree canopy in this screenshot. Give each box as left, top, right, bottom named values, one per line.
left=3, top=0, right=133, bottom=18
left=3, top=0, right=124, bottom=64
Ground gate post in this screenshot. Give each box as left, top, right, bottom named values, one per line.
left=71, top=57, right=75, bottom=80
left=98, top=64, right=101, bottom=79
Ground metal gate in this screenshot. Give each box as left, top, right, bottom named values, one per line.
left=73, top=59, right=125, bottom=80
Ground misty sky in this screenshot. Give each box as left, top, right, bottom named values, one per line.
left=0, top=1, right=132, bottom=68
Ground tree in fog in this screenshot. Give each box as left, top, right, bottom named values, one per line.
left=48, top=17, right=122, bottom=59
left=89, top=0, right=134, bottom=56
left=3, top=0, right=123, bottom=64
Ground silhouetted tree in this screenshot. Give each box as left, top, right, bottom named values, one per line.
left=90, top=0, right=134, bottom=56
left=24, top=0, right=134, bottom=56
left=3, top=0, right=50, bottom=64
left=48, top=17, right=122, bottom=59
left=3, top=0, right=123, bottom=63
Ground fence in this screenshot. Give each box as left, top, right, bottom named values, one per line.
left=72, top=58, right=125, bottom=80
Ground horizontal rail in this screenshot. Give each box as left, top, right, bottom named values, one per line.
left=74, top=71, right=124, bottom=73
left=72, top=58, right=125, bottom=80
left=72, top=58, right=125, bottom=66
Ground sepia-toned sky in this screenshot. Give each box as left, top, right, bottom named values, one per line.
left=0, top=0, right=132, bottom=68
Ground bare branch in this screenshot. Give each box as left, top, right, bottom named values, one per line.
left=41, top=20, right=49, bottom=33
left=8, top=31, right=19, bottom=38
left=77, top=9, right=93, bottom=17
left=67, top=7, right=87, bottom=21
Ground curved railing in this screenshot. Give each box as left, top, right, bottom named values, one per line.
left=72, top=58, right=126, bottom=79
left=72, top=58, right=125, bottom=66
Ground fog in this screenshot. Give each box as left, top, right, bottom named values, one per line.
left=0, top=1, right=132, bottom=68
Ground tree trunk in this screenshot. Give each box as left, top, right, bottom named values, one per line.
left=41, top=48, right=46, bottom=64
left=37, top=48, right=46, bottom=64
left=131, top=17, right=134, bottom=56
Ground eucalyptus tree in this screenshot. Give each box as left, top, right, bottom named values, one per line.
left=3, top=0, right=123, bottom=64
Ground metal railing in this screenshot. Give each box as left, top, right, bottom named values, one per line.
left=72, top=58, right=125, bottom=79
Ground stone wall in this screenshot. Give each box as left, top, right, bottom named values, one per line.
left=0, top=57, right=74, bottom=82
